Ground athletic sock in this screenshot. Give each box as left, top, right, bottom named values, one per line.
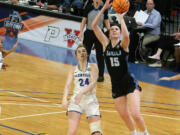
left=138, top=130, right=149, bottom=135
left=131, top=130, right=137, bottom=135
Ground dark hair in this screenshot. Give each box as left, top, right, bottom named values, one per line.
left=110, top=23, right=121, bottom=30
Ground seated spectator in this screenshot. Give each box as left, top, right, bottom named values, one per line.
left=128, top=0, right=161, bottom=62
left=148, top=26, right=180, bottom=68
left=68, top=0, right=84, bottom=15
left=149, top=25, right=180, bottom=60
left=148, top=35, right=179, bottom=67
left=37, top=0, right=61, bottom=10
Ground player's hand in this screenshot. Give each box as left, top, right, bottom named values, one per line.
left=2, top=63, right=8, bottom=71
left=117, top=11, right=128, bottom=19
left=62, top=99, right=68, bottom=109
left=74, top=93, right=83, bottom=105
left=159, top=77, right=170, bottom=81
left=104, top=0, right=111, bottom=9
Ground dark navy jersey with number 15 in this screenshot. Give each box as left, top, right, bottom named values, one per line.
left=104, top=41, right=129, bottom=82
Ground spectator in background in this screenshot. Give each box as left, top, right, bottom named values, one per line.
left=148, top=26, right=180, bottom=68
left=129, top=0, right=161, bottom=62
left=67, top=0, right=84, bottom=15
left=79, top=0, right=110, bottom=82
left=37, top=0, right=61, bottom=10
left=137, top=0, right=161, bottom=53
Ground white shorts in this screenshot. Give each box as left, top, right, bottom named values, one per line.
left=68, top=94, right=100, bottom=117
left=0, top=63, right=3, bottom=71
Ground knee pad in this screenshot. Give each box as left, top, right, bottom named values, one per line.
left=89, top=120, right=102, bottom=135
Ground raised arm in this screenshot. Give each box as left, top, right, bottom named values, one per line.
left=62, top=68, right=74, bottom=109
left=118, top=13, right=130, bottom=51
left=159, top=74, right=180, bottom=81
left=91, top=0, right=110, bottom=49
left=2, top=42, right=18, bottom=58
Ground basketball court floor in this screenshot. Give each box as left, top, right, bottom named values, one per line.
left=0, top=42, right=180, bottom=135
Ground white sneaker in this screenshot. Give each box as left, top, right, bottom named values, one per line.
left=148, top=55, right=160, bottom=60
left=137, top=132, right=149, bottom=135
left=148, top=61, right=162, bottom=68
left=144, top=132, right=149, bottom=135
left=131, top=130, right=137, bottom=135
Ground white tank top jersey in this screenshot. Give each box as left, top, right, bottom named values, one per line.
left=73, top=63, right=96, bottom=95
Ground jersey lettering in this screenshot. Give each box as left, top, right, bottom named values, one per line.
left=110, top=57, right=120, bottom=67
left=79, top=78, right=89, bottom=86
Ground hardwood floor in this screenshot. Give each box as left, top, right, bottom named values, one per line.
left=0, top=53, right=179, bottom=135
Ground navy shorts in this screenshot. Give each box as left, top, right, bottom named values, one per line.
left=111, top=73, right=141, bottom=99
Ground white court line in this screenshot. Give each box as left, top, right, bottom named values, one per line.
left=7, top=91, right=50, bottom=103
left=6, top=91, right=61, bottom=107
left=100, top=109, right=180, bottom=121
left=0, top=111, right=66, bottom=121
left=2, top=91, right=180, bottom=121
left=0, top=102, right=61, bottom=108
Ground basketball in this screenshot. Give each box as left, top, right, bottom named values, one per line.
left=112, top=0, right=130, bottom=14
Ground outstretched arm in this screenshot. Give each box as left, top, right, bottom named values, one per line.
left=118, top=12, right=130, bottom=51
left=62, top=68, right=74, bottom=109
left=2, top=42, right=18, bottom=58
left=159, top=74, right=180, bottom=81
left=91, top=0, right=110, bottom=49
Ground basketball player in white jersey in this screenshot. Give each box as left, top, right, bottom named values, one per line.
left=0, top=40, right=18, bottom=71
left=62, top=44, right=102, bottom=135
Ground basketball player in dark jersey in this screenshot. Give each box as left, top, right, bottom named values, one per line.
left=91, top=0, right=149, bottom=135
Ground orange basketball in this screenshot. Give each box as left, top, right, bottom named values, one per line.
left=112, top=0, right=130, bottom=14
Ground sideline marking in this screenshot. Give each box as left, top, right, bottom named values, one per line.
left=6, top=91, right=61, bottom=107
left=0, top=124, right=46, bottom=135
left=7, top=91, right=49, bottom=103
left=0, top=102, right=61, bottom=108
left=100, top=109, right=180, bottom=121
left=0, top=111, right=66, bottom=121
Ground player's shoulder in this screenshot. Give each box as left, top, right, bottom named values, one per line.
left=89, top=63, right=98, bottom=71
left=69, top=66, right=76, bottom=73
left=89, top=63, right=97, bottom=67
